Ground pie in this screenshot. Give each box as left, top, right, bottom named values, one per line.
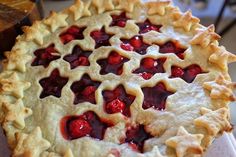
left=0, top=0, right=236, bottom=157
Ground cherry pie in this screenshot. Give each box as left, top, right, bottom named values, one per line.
left=1, top=0, right=236, bottom=157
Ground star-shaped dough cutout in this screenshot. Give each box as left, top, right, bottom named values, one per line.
left=3, top=49, right=32, bottom=72
left=2, top=99, right=32, bottom=129
left=23, top=21, right=50, bottom=45
left=203, top=74, right=236, bottom=101
left=44, top=12, right=68, bottom=32
left=116, top=0, right=140, bottom=12
left=13, top=127, right=51, bottom=157
left=145, top=0, right=170, bottom=16
left=165, top=126, right=203, bottom=157
left=69, top=0, right=91, bottom=21
left=173, top=11, right=200, bottom=32
left=92, top=0, right=114, bottom=14
left=190, top=25, right=221, bottom=48
left=0, top=73, right=31, bottom=98
left=194, top=107, right=232, bottom=136
left=209, top=44, right=236, bottom=71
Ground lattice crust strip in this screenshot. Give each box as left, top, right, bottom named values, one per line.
left=0, top=0, right=236, bottom=157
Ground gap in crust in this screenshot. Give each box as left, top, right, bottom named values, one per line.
left=2, top=1, right=235, bottom=157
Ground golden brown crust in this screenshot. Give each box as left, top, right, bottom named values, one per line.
left=145, top=0, right=171, bottom=16
left=44, top=11, right=68, bottom=32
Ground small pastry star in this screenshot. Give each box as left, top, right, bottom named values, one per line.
left=190, top=25, right=221, bottom=48
left=203, top=74, right=236, bottom=101
left=92, top=0, right=114, bottom=14
left=0, top=73, right=31, bottom=98
left=13, top=127, right=51, bottom=157
left=165, top=126, right=203, bottom=157
left=44, top=12, right=68, bottom=32
left=209, top=44, right=236, bottom=71
left=2, top=99, right=32, bottom=129
left=194, top=107, right=232, bottom=136
left=23, top=21, right=50, bottom=45
left=116, top=0, right=140, bottom=12
left=3, top=49, right=32, bottom=72
left=145, top=0, right=170, bottom=16
left=69, top=0, right=91, bottom=21
left=173, top=11, right=200, bottom=32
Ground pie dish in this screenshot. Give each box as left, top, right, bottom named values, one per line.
left=0, top=0, right=236, bottom=157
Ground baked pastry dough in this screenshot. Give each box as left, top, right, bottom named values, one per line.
left=0, top=0, right=235, bottom=157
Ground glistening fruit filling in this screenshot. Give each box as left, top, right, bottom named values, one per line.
left=59, top=26, right=86, bottom=44
left=124, top=125, right=153, bottom=152
left=31, top=44, right=60, bottom=68
left=102, top=85, right=135, bottom=117
left=110, top=12, right=130, bottom=27
left=159, top=41, right=186, bottom=59
left=60, top=111, right=113, bottom=140
left=120, top=36, right=150, bottom=55
left=97, top=51, right=129, bottom=75
left=137, top=20, right=162, bottom=34
left=133, top=57, right=166, bottom=80
left=142, top=82, right=174, bottom=110
left=39, top=69, right=68, bottom=98
left=71, top=74, right=101, bottom=104
left=63, top=45, right=92, bottom=69
left=90, top=27, right=113, bottom=49
left=170, top=64, right=203, bottom=83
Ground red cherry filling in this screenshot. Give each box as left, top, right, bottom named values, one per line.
left=90, top=27, right=113, bottom=49
left=124, top=125, right=153, bottom=152
left=31, top=44, right=60, bottom=68
left=60, top=26, right=86, bottom=44
left=170, top=64, right=203, bottom=83
left=133, top=57, right=166, bottom=80
left=142, top=82, right=174, bottom=110
left=39, top=69, right=68, bottom=98
left=60, top=111, right=113, bottom=140
left=71, top=74, right=101, bottom=104
left=97, top=51, right=129, bottom=75
left=121, top=36, right=150, bottom=55
left=103, top=85, right=135, bottom=117
left=63, top=45, right=92, bottom=69
left=137, top=20, right=162, bottom=34
left=110, top=12, right=130, bottom=27
left=159, top=41, right=186, bottom=59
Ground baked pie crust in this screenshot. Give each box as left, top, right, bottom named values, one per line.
left=0, top=0, right=236, bottom=157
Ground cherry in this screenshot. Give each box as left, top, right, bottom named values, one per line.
left=68, top=119, right=92, bottom=138
left=32, top=44, right=60, bottom=68
left=121, top=36, right=150, bottom=55
left=170, top=64, right=203, bottom=83
left=97, top=51, right=129, bottom=75
left=130, top=36, right=142, bottom=49
left=71, top=74, right=101, bottom=104
left=103, top=85, right=135, bottom=117
left=63, top=45, right=92, bottom=69
left=124, top=125, right=153, bottom=152
left=60, top=26, right=85, bottom=44
left=137, top=20, right=162, bottom=34
left=120, top=43, right=134, bottom=51
left=90, top=27, right=113, bottom=48
left=142, top=82, right=174, bottom=110
left=105, top=98, right=126, bottom=114
left=110, top=12, right=129, bottom=27
left=133, top=57, right=166, bottom=80
left=171, top=66, right=184, bottom=77
left=159, top=41, right=186, bottom=59
left=39, top=69, right=68, bottom=98
left=61, top=111, right=113, bottom=140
